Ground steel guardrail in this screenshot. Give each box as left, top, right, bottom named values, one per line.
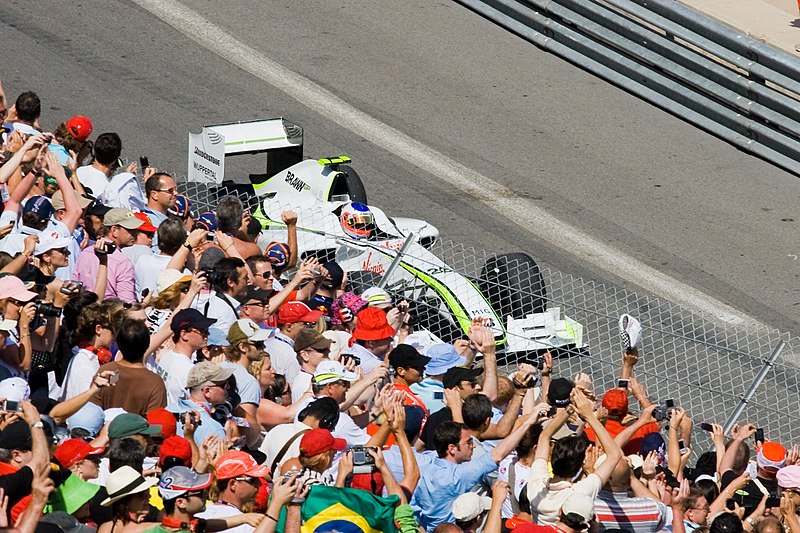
left=455, top=0, right=800, bottom=176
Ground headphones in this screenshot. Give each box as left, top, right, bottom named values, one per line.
left=298, top=403, right=340, bottom=432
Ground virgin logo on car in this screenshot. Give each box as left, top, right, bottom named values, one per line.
left=361, top=251, right=386, bottom=274
left=285, top=170, right=311, bottom=192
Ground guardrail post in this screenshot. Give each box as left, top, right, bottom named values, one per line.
left=377, top=233, right=416, bottom=289
left=723, top=341, right=785, bottom=433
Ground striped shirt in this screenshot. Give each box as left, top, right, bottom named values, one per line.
left=594, top=490, right=672, bottom=533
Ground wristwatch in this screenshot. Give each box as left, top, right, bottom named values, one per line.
left=30, top=421, right=44, bottom=429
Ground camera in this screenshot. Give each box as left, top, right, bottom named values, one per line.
left=211, top=402, right=233, bottom=426
left=342, top=354, right=361, bottom=367
left=1, top=400, right=21, bottom=412
left=60, top=281, right=83, bottom=295
left=350, top=445, right=376, bottom=474
left=35, top=301, right=61, bottom=317
left=652, top=406, right=667, bottom=422
left=95, top=242, right=117, bottom=255
left=200, top=269, right=224, bottom=286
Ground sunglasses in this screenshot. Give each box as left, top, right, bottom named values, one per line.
left=234, top=476, right=261, bottom=487
left=250, top=341, right=266, bottom=350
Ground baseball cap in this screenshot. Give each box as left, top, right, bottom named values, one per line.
left=547, top=377, right=575, bottom=408
left=601, top=389, right=629, bottom=417
left=757, top=442, right=787, bottom=470
left=424, top=344, right=466, bottom=375
left=351, top=307, right=396, bottom=341
left=147, top=407, right=178, bottom=438
left=196, top=211, right=218, bottom=232
left=104, top=208, right=145, bottom=230
left=159, top=436, right=193, bottom=468
left=133, top=212, right=158, bottom=233
left=101, top=466, right=158, bottom=506
left=361, top=286, right=393, bottom=309
left=323, top=261, right=344, bottom=289
left=34, top=231, right=72, bottom=256
left=299, top=428, right=346, bottom=457
left=0, top=377, right=30, bottom=401
left=158, top=466, right=212, bottom=500
left=51, top=190, right=93, bottom=211
left=265, top=241, right=290, bottom=268
left=169, top=195, right=193, bottom=219
left=156, top=268, right=193, bottom=293
left=277, top=301, right=323, bottom=325
left=41, top=509, right=97, bottom=533
left=53, top=438, right=103, bottom=468
left=87, top=201, right=112, bottom=218
left=0, top=420, right=32, bottom=450
left=452, top=492, right=492, bottom=522
left=228, top=318, right=273, bottom=346
left=777, top=465, right=800, bottom=489
left=66, top=402, right=105, bottom=437
left=185, top=362, right=234, bottom=389
left=216, top=450, right=270, bottom=479
left=389, top=344, right=430, bottom=370
left=207, top=327, right=230, bottom=347
left=238, top=285, right=273, bottom=306
left=562, top=492, right=595, bottom=523
left=65, top=116, right=93, bottom=142
left=108, top=413, right=162, bottom=439
left=294, top=328, right=333, bottom=353
left=443, top=366, right=484, bottom=390
left=23, top=196, right=54, bottom=223
left=170, top=308, right=216, bottom=336
left=313, top=360, right=359, bottom=386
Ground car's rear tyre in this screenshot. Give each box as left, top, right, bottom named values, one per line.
left=339, top=165, right=368, bottom=204
left=479, top=252, right=547, bottom=321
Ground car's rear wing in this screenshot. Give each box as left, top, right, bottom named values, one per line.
left=188, top=118, right=303, bottom=183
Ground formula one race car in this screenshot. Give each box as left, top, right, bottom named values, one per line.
left=186, top=119, right=587, bottom=360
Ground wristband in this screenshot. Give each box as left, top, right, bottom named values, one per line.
left=265, top=514, right=279, bottom=523
left=183, top=241, right=193, bottom=251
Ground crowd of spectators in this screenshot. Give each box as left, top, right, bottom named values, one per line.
left=0, top=82, right=796, bottom=533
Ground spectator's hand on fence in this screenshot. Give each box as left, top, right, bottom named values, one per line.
left=282, top=210, right=298, bottom=226
left=570, top=387, right=595, bottom=421
left=541, top=350, right=553, bottom=376
left=574, top=372, right=592, bottom=391
left=468, top=324, right=495, bottom=355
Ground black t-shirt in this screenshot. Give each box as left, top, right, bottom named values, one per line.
left=420, top=407, right=453, bottom=450
left=721, top=470, right=780, bottom=514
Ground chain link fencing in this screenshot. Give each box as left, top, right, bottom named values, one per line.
left=180, top=178, right=797, bottom=450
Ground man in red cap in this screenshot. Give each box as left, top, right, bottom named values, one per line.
left=262, top=302, right=322, bottom=383
left=720, top=424, right=785, bottom=514
left=343, top=307, right=396, bottom=374
left=195, top=450, right=269, bottom=532
left=54, top=438, right=104, bottom=481
left=583, top=388, right=659, bottom=455
left=121, top=212, right=158, bottom=266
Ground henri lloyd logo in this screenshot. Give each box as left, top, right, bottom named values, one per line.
left=285, top=170, right=311, bottom=192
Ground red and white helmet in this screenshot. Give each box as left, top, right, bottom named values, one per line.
left=340, top=202, right=373, bottom=239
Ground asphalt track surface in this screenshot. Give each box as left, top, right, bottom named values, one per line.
left=2, top=0, right=799, bottom=337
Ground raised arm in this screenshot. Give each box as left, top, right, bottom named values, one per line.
left=534, top=407, right=570, bottom=461
left=719, top=423, right=756, bottom=475
left=492, top=402, right=549, bottom=463
left=469, top=324, right=497, bottom=402
left=283, top=211, right=298, bottom=269
left=572, top=388, right=623, bottom=484
left=41, top=151, right=81, bottom=232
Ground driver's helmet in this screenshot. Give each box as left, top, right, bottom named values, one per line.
left=340, top=202, right=373, bottom=239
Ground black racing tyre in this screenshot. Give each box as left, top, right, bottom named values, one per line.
left=339, top=165, right=368, bottom=204
left=479, top=252, right=547, bottom=321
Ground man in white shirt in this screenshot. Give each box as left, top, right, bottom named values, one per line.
left=135, top=218, right=189, bottom=298
left=50, top=189, right=92, bottom=281
left=143, top=172, right=177, bottom=251
left=76, top=132, right=121, bottom=198
left=155, top=309, right=216, bottom=405
left=195, top=450, right=269, bottom=533
left=121, top=213, right=156, bottom=266
left=291, top=328, right=332, bottom=403
left=220, top=319, right=273, bottom=447
left=191, top=257, right=248, bottom=333
left=262, top=302, right=322, bottom=384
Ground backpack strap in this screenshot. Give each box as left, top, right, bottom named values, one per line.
left=270, top=429, right=310, bottom=473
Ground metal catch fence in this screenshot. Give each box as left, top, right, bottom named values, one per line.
left=181, top=179, right=797, bottom=449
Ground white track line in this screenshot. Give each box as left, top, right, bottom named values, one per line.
left=132, top=0, right=769, bottom=331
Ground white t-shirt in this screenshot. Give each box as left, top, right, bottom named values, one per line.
left=527, top=458, right=602, bottom=525
left=291, top=371, right=312, bottom=404
left=263, top=332, right=300, bottom=383
left=155, top=350, right=194, bottom=406
left=61, top=348, right=99, bottom=401
left=196, top=503, right=253, bottom=533
left=76, top=166, right=109, bottom=198
left=190, top=292, right=238, bottom=334
left=259, top=421, right=310, bottom=471
left=293, top=395, right=369, bottom=446
left=497, top=455, right=532, bottom=518
left=135, top=254, right=188, bottom=298
left=220, top=362, right=262, bottom=405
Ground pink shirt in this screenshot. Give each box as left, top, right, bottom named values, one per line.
left=73, top=238, right=137, bottom=303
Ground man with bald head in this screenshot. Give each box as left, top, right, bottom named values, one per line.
left=593, top=457, right=672, bottom=533
left=432, top=523, right=464, bottom=533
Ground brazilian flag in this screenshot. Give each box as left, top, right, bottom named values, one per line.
left=276, top=485, right=400, bottom=533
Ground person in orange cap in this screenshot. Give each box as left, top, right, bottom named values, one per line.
left=343, top=307, right=396, bottom=373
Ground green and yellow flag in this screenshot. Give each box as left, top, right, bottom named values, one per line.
left=277, top=485, right=400, bottom=533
